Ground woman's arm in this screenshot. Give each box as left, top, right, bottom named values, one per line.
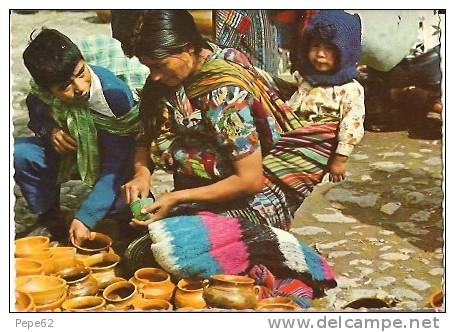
left=133, top=149, right=264, bottom=225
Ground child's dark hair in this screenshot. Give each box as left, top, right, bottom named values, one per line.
left=23, top=28, right=83, bottom=90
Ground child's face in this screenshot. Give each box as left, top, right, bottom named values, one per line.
left=307, top=38, right=337, bottom=73
left=48, top=60, right=91, bottom=105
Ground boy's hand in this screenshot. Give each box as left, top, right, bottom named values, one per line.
left=328, top=154, right=348, bottom=182
left=68, top=218, right=91, bottom=246
left=51, top=128, right=77, bottom=154
left=122, top=171, right=151, bottom=204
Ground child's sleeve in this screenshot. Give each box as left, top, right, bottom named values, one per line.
left=336, top=82, right=366, bottom=157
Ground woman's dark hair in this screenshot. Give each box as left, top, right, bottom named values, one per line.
left=111, top=10, right=209, bottom=142
left=23, top=28, right=83, bottom=90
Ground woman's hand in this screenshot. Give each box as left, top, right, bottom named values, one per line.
left=328, top=154, right=348, bottom=182
left=129, top=192, right=180, bottom=227
left=122, top=172, right=151, bottom=204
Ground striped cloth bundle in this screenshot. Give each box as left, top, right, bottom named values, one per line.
left=148, top=211, right=336, bottom=294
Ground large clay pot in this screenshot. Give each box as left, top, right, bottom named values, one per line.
left=72, top=232, right=112, bottom=255
left=16, top=275, right=67, bottom=306
left=132, top=268, right=175, bottom=301
left=203, top=275, right=260, bottom=310
left=62, top=296, right=105, bottom=312
left=83, top=252, right=120, bottom=289
left=15, top=236, right=50, bottom=253
left=56, top=266, right=98, bottom=298
left=174, top=279, right=207, bottom=309
left=133, top=298, right=173, bottom=311
left=103, top=280, right=138, bottom=310
left=15, top=258, right=44, bottom=277
left=15, top=291, right=35, bottom=312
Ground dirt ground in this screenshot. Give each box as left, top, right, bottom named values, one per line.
left=10, top=10, right=444, bottom=311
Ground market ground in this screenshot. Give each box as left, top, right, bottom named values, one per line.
left=10, top=11, right=444, bottom=311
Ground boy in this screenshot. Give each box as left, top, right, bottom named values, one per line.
left=14, top=29, right=148, bottom=245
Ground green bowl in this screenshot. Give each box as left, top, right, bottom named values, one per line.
left=130, top=198, right=154, bottom=221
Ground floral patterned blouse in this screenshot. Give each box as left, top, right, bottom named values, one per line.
left=151, top=84, right=280, bottom=181
left=286, top=73, right=365, bottom=156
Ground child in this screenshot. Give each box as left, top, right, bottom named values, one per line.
left=287, top=10, right=365, bottom=182
left=14, top=29, right=148, bottom=244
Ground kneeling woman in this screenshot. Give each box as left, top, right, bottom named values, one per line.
left=115, top=10, right=336, bottom=295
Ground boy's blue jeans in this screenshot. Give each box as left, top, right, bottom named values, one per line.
left=14, top=136, right=127, bottom=216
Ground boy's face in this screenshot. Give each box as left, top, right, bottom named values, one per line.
left=307, top=38, right=337, bottom=72
left=48, top=60, right=91, bottom=105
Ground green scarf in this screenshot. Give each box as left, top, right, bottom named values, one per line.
left=30, top=81, right=141, bottom=186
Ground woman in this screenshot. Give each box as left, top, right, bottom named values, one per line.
left=115, top=10, right=333, bottom=231
left=113, top=12, right=337, bottom=298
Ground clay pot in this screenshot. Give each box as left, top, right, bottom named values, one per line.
left=15, top=249, right=54, bottom=275
left=62, top=296, right=106, bottom=312
left=16, top=275, right=67, bottom=306
left=203, top=275, right=260, bottom=310
left=133, top=268, right=175, bottom=301
left=15, top=258, right=44, bottom=277
left=51, top=247, right=78, bottom=272
left=15, top=236, right=50, bottom=253
left=429, top=289, right=443, bottom=309
left=257, top=303, right=299, bottom=311
left=174, top=279, right=207, bottom=309
left=35, top=292, right=67, bottom=312
left=72, top=232, right=112, bottom=255
left=56, top=266, right=98, bottom=298
left=256, top=296, right=301, bottom=310
left=133, top=298, right=173, bottom=311
left=83, top=252, right=120, bottom=289
left=15, top=291, right=35, bottom=312
left=103, top=281, right=138, bottom=310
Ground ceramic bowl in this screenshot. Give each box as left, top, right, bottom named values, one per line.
left=62, top=296, right=106, bottom=312
left=15, top=258, right=44, bottom=277
left=133, top=298, right=173, bottom=311
left=15, top=291, right=35, bottom=312
left=56, top=266, right=92, bottom=285
left=72, top=232, right=112, bottom=255
left=103, top=281, right=137, bottom=303
left=83, top=252, right=120, bottom=270
left=16, top=275, right=67, bottom=306
left=256, top=296, right=300, bottom=310
left=34, top=292, right=67, bottom=312
left=257, top=303, right=299, bottom=311
left=15, top=236, right=50, bottom=253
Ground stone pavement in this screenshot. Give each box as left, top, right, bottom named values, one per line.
left=10, top=10, right=444, bottom=311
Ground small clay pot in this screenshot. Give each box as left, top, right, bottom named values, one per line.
left=15, top=291, right=35, bottom=312
left=15, top=236, right=50, bottom=253
left=103, top=281, right=137, bottom=309
left=256, top=296, right=300, bottom=310
left=174, top=279, right=207, bottom=309
left=429, top=289, right=443, bottom=309
left=34, top=292, right=67, bottom=312
left=62, top=296, right=106, bottom=312
left=84, top=252, right=120, bottom=289
left=16, top=258, right=44, bottom=277
left=57, top=266, right=98, bottom=298
left=72, top=232, right=112, bottom=255
left=257, top=303, right=299, bottom=311
left=16, top=275, right=67, bottom=306
left=133, top=268, right=175, bottom=301
left=15, top=249, right=54, bottom=275
left=203, top=275, right=260, bottom=310
left=133, top=298, right=173, bottom=311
